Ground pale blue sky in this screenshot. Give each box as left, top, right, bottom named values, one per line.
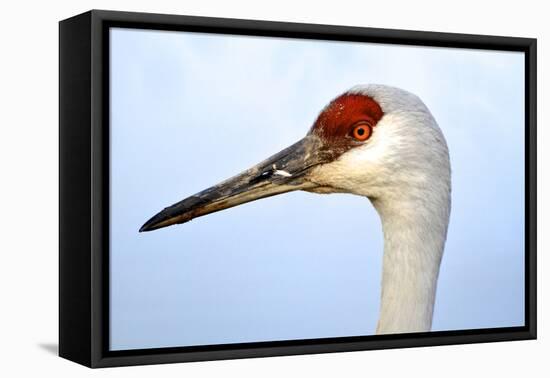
left=109, top=27, right=525, bottom=351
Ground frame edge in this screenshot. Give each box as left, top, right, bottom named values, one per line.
left=59, top=11, right=94, bottom=368
left=64, top=9, right=538, bottom=368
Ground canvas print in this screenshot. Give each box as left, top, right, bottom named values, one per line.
left=109, top=28, right=525, bottom=351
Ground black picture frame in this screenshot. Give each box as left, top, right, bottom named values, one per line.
left=59, top=9, right=537, bottom=368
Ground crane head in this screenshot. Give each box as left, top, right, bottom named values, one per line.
left=139, top=84, right=450, bottom=232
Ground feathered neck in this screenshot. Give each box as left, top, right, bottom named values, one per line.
left=373, top=187, right=451, bottom=334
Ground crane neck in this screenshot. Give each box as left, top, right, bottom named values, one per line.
left=372, top=192, right=450, bottom=334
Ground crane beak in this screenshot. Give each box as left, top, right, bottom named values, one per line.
left=139, top=135, right=328, bottom=232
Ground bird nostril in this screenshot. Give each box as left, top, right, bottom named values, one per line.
left=249, top=170, right=273, bottom=185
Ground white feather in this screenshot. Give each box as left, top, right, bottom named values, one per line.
left=274, top=170, right=292, bottom=177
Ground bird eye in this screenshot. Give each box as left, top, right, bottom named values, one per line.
left=351, top=123, right=372, bottom=141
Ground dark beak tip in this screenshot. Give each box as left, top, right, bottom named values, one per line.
left=139, top=208, right=194, bottom=233
left=139, top=221, right=155, bottom=233
left=139, top=212, right=167, bottom=233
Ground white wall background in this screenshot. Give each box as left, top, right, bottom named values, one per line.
left=0, top=0, right=546, bottom=376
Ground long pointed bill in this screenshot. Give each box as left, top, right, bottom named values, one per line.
left=139, top=135, right=328, bottom=232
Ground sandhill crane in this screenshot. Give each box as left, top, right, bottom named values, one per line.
left=140, top=84, right=451, bottom=334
